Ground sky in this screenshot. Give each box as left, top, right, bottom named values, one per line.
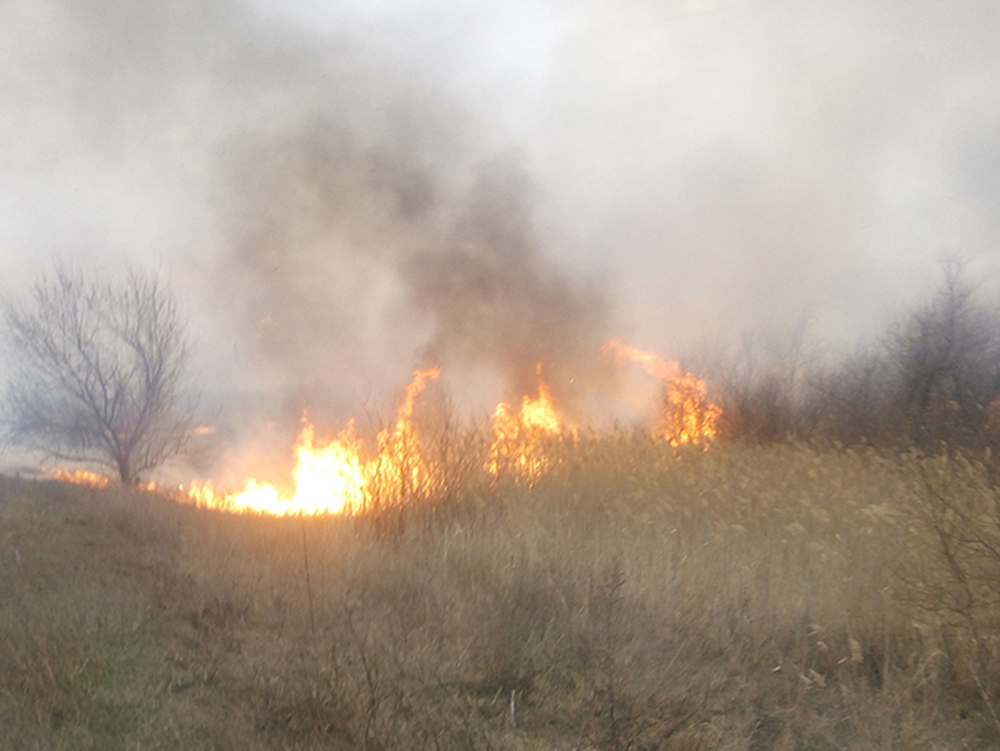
left=2, top=0, right=999, bottom=434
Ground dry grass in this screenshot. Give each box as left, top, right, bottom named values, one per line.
left=2, top=436, right=999, bottom=749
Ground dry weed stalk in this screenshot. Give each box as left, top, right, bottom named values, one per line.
left=6, top=439, right=1000, bottom=748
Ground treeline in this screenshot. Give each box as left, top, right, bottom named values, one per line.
left=703, top=262, right=1000, bottom=455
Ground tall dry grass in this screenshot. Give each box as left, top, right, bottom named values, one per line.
left=2, top=434, right=1000, bottom=749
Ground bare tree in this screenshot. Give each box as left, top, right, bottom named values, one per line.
left=3, top=266, right=196, bottom=484
left=704, top=325, right=810, bottom=443
left=797, top=260, right=1000, bottom=454
left=889, top=261, right=1000, bottom=454
left=806, top=344, right=895, bottom=445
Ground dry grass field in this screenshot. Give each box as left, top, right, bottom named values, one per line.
left=3, top=435, right=1000, bottom=749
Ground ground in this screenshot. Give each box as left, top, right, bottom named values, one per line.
left=1, top=440, right=998, bottom=749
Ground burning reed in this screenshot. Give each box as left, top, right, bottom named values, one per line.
left=175, top=351, right=721, bottom=518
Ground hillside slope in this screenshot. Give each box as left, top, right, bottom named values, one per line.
left=1, top=442, right=997, bottom=749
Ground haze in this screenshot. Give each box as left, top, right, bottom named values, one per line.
left=2, top=0, right=999, bottom=431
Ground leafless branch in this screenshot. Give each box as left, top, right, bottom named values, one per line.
left=2, top=266, right=197, bottom=484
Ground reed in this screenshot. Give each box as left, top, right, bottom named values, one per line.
left=1, top=437, right=998, bottom=749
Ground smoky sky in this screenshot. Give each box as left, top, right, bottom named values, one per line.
left=207, top=51, right=612, bottom=410
left=215, top=112, right=611, bottom=408
left=2, top=0, right=1000, bottom=420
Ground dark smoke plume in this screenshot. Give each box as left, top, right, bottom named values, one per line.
left=402, top=159, right=610, bottom=402
left=212, top=54, right=612, bottom=410
left=3, top=0, right=615, bottom=422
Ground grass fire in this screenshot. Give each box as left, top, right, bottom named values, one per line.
left=183, top=367, right=442, bottom=516
left=8, top=430, right=1000, bottom=749
left=4, top=0, right=1000, bottom=745
left=177, top=350, right=721, bottom=516
left=601, top=338, right=722, bottom=447
left=9, top=275, right=1000, bottom=749
left=487, top=365, right=570, bottom=484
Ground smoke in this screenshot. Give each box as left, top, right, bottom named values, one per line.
left=524, top=0, right=1000, bottom=349
left=212, top=118, right=612, bottom=416
left=4, top=0, right=1000, bottom=430
left=206, top=29, right=612, bottom=412
left=2, top=0, right=615, bottom=419
left=402, top=157, right=610, bottom=402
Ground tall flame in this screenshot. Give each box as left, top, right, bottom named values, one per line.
left=487, top=364, right=565, bottom=483
left=369, top=366, right=441, bottom=505
left=185, top=367, right=440, bottom=516
left=601, top=338, right=721, bottom=446
left=663, top=372, right=723, bottom=447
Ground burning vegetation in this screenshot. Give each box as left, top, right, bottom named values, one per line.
left=486, top=365, right=571, bottom=484
left=601, top=338, right=722, bottom=446
left=46, top=469, right=112, bottom=489
left=184, top=367, right=442, bottom=516
left=185, top=423, right=368, bottom=516
left=19, top=274, right=1000, bottom=749
left=45, top=344, right=724, bottom=516
left=368, top=366, right=442, bottom=507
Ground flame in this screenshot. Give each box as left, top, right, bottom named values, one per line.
left=184, top=367, right=440, bottom=516
left=600, top=339, right=682, bottom=382
left=487, top=365, right=566, bottom=482
left=369, top=366, right=441, bottom=505
left=601, top=338, right=721, bottom=446
left=186, top=421, right=367, bottom=515
left=46, top=469, right=158, bottom=491
left=48, top=469, right=112, bottom=488
left=662, top=372, right=723, bottom=447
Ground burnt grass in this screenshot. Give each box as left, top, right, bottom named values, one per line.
left=2, top=438, right=1000, bottom=750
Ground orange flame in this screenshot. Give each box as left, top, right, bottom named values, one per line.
left=185, top=367, right=440, bottom=516
left=47, top=469, right=112, bottom=488
left=46, top=469, right=158, bottom=491
left=663, top=372, right=723, bottom=447
left=186, top=421, right=367, bottom=515
left=369, top=366, right=441, bottom=505
left=487, top=365, right=566, bottom=482
left=600, top=338, right=682, bottom=382
left=601, top=338, right=721, bottom=446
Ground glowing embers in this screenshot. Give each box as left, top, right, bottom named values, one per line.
left=487, top=366, right=568, bottom=483
left=186, top=367, right=440, bottom=516
left=601, top=338, right=721, bottom=447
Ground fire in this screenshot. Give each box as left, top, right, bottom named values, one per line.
left=47, top=469, right=111, bottom=488
left=47, top=469, right=158, bottom=491
left=600, top=339, right=682, bottom=382
left=369, top=366, right=441, bottom=505
left=186, top=421, right=367, bottom=515
left=662, top=372, right=723, bottom=447
left=42, top=349, right=723, bottom=510
left=487, top=365, right=566, bottom=482
left=184, top=367, right=440, bottom=516
left=601, top=338, right=721, bottom=446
